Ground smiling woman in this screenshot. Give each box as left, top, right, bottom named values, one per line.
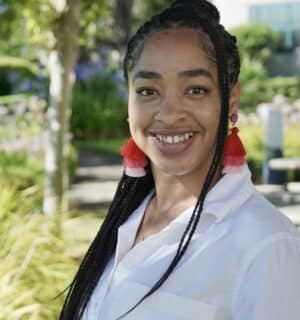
left=60, top=1, right=300, bottom=320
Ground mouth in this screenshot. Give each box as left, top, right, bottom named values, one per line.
left=149, top=131, right=196, bottom=155
left=150, top=132, right=195, bottom=145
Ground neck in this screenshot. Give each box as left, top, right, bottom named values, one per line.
left=150, top=162, right=222, bottom=218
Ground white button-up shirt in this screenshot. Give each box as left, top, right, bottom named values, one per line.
left=82, top=166, right=300, bottom=320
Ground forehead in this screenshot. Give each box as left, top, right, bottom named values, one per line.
left=130, top=27, right=217, bottom=78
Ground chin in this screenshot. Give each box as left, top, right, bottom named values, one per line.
left=154, top=162, right=199, bottom=177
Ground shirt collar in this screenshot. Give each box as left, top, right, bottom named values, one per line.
left=127, top=165, right=254, bottom=232
left=170, top=165, right=255, bottom=226
left=203, top=165, right=254, bottom=223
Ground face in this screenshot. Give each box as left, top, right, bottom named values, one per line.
left=127, top=27, right=239, bottom=179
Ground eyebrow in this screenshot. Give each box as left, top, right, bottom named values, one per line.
left=133, top=70, right=162, bottom=82
left=133, top=68, right=215, bottom=83
left=178, top=69, right=215, bottom=83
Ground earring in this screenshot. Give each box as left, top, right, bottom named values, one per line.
left=121, top=137, right=148, bottom=177
left=222, top=112, right=247, bottom=174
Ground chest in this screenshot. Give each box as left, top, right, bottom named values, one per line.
left=100, top=223, right=238, bottom=320
left=102, top=279, right=231, bottom=320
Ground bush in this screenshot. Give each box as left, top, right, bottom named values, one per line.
left=231, top=23, right=299, bottom=111
left=239, top=58, right=299, bottom=111
left=231, top=23, right=279, bottom=63
left=71, top=73, right=128, bottom=139
left=239, top=123, right=300, bottom=183
left=265, top=77, right=300, bottom=102
left=239, top=59, right=270, bottom=110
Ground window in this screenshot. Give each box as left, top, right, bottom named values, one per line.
left=249, top=2, right=300, bottom=50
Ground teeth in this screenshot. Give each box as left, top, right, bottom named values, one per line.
left=174, top=136, right=180, bottom=143
left=155, top=132, right=194, bottom=144
left=166, top=136, right=173, bottom=143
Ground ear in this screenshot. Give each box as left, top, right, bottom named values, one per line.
left=229, top=81, right=241, bottom=117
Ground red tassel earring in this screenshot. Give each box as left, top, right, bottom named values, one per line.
left=121, top=137, right=148, bottom=177
left=222, top=113, right=247, bottom=174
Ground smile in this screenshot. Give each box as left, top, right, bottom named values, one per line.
left=154, top=132, right=194, bottom=144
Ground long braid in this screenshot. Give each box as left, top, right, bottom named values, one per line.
left=118, top=11, right=233, bottom=318
left=60, top=171, right=154, bottom=319
left=60, top=1, right=240, bottom=318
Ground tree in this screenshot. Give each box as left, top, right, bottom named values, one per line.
left=115, top=0, right=135, bottom=48
left=0, top=0, right=165, bottom=215
left=230, top=23, right=280, bottom=64
left=43, top=0, right=82, bottom=215
left=230, top=23, right=281, bottom=110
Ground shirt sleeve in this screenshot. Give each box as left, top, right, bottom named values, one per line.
left=233, top=234, right=300, bottom=320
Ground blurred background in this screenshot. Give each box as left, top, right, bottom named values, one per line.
left=0, top=0, right=299, bottom=318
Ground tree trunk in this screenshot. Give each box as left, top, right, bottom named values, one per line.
left=43, top=0, right=81, bottom=215
left=115, top=0, right=135, bottom=48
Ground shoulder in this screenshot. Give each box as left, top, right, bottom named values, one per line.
left=214, top=189, right=300, bottom=277
left=228, top=190, right=300, bottom=246
left=229, top=193, right=300, bottom=316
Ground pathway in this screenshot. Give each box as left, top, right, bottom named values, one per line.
left=68, top=148, right=123, bottom=211
left=68, top=148, right=300, bottom=225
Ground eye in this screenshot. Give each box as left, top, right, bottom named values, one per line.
left=185, top=86, right=208, bottom=96
left=136, top=87, right=158, bottom=97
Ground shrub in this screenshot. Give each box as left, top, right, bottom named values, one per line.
left=231, top=23, right=299, bottom=111
left=238, top=50, right=299, bottom=111
left=239, top=123, right=300, bottom=183
left=70, top=73, right=128, bottom=139
left=266, top=77, right=300, bottom=102
left=231, top=23, right=279, bottom=63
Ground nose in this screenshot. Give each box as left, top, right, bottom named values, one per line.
left=155, top=93, right=186, bottom=125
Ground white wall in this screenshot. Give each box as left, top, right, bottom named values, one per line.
left=213, top=0, right=300, bottom=29
left=213, top=0, right=248, bottom=28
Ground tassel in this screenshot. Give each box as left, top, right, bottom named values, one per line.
left=222, top=127, right=247, bottom=174
left=121, top=137, right=148, bottom=177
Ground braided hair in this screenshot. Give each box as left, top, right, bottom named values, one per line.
left=59, top=1, right=240, bottom=318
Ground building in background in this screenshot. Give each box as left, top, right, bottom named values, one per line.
left=212, top=0, right=300, bottom=76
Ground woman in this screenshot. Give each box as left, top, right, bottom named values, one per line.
left=60, top=1, right=300, bottom=319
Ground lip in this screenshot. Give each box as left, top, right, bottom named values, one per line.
left=150, top=132, right=196, bottom=155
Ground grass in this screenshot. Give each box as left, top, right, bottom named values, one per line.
left=0, top=150, right=105, bottom=319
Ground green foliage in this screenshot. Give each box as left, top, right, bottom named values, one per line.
left=0, top=56, right=41, bottom=76
left=75, top=137, right=127, bottom=155
left=266, top=77, right=300, bottom=101
left=0, top=152, right=79, bottom=319
left=239, top=59, right=268, bottom=110
left=69, top=144, right=79, bottom=182
left=0, top=152, right=44, bottom=195
left=231, top=23, right=280, bottom=63
left=79, top=0, right=112, bottom=48
left=0, top=189, right=77, bottom=319
left=231, top=23, right=299, bottom=110
left=133, top=0, right=171, bottom=25
left=239, top=124, right=264, bottom=182
left=239, top=61, right=300, bottom=110
left=239, top=123, right=300, bottom=183
left=284, top=125, right=300, bottom=158
left=71, top=74, right=128, bottom=139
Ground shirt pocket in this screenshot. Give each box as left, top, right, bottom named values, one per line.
left=114, top=281, right=222, bottom=320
